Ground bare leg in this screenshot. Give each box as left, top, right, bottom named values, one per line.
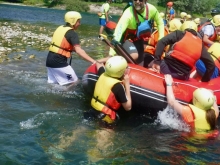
left=190, top=70, right=197, bottom=79
left=99, top=25, right=105, bottom=36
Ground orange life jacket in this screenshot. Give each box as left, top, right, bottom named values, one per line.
left=144, top=27, right=169, bottom=56
left=49, top=26, right=74, bottom=58
left=168, top=31, right=202, bottom=68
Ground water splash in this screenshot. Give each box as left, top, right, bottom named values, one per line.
left=20, top=111, right=58, bottom=129
left=155, top=106, right=190, bottom=132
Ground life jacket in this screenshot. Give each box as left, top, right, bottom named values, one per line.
left=123, top=5, right=151, bottom=43
left=91, top=73, right=121, bottom=121
left=49, top=26, right=74, bottom=58
left=208, top=42, right=220, bottom=71
left=168, top=31, right=202, bottom=68
left=188, top=104, right=211, bottom=131
left=198, top=22, right=217, bottom=47
left=105, top=21, right=117, bottom=37
left=144, top=27, right=169, bottom=56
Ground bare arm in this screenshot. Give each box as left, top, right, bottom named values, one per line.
left=203, top=35, right=214, bottom=45
left=75, top=46, right=96, bottom=64
left=164, top=74, right=184, bottom=115
left=121, top=70, right=132, bottom=111
left=212, top=95, right=219, bottom=118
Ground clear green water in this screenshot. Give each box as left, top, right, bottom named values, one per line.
left=1, top=4, right=220, bottom=165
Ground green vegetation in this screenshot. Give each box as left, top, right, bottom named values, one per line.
left=0, top=0, right=219, bottom=17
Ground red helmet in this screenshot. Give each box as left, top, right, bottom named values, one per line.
left=167, top=2, right=173, bottom=7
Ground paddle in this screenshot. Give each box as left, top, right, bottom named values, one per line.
left=99, top=34, right=137, bottom=64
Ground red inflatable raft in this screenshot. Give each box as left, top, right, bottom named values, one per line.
left=82, top=63, right=220, bottom=116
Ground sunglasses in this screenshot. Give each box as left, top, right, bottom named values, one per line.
left=133, top=0, right=144, bottom=2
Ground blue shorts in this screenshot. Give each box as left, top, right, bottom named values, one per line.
left=99, top=18, right=106, bottom=26
left=196, top=59, right=219, bottom=79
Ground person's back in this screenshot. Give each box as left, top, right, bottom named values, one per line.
left=91, top=56, right=131, bottom=125
left=152, top=21, right=215, bottom=82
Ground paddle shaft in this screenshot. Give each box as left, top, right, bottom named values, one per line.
left=101, top=37, right=137, bottom=64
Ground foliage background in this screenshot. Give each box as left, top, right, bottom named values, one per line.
left=0, top=0, right=220, bottom=17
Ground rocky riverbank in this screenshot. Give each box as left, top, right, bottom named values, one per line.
left=89, top=4, right=122, bottom=15
left=0, top=22, right=52, bottom=62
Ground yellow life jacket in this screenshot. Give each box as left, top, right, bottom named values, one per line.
left=189, top=104, right=211, bottom=131
left=49, top=26, right=74, bottom=58
left=208, top=42, right=220, bottom=71
left=91, top=73, right=121, bottom=121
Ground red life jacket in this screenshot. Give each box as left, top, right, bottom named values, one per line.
left=168, top=31, right=202, bottom=68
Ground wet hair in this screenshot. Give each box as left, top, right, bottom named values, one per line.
left=206, top=109, right=217, bottom=130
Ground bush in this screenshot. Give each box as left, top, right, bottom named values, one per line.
left=64, top=0, right=89, bottom=12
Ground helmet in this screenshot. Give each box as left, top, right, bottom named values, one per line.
left=186, top=14, right=192, bottom=19
left=64, top=11, right=82, bottom=26
left=160, top=12, right=165, bottom=18
left=213, top=15, right=220, bottom=26
left=168, top=19, right=182, bottom=32
left=105, top=56, right=128, bottom=78
left=194, top=18, right=200, bottom=25
left=181, top=21, right=198, bottom=32
left=193, top=88, right=214, bottom=110
left=211, top=8, right=220, bottom=17
left=180, top=12, right=187, bottom=18
left=167, top=2, right=173, bottom=7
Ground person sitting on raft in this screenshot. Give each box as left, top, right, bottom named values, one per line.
left=151, top=21, right=215, bottom=82
left=164, top=74, right=219, bottom=134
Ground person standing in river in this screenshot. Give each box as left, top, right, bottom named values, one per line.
left=98, top=0, right=112, bottom=39
left=46, top=11, right=99, bottom=87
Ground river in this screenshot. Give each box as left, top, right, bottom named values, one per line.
left=1, top=3, right=220, bottom=165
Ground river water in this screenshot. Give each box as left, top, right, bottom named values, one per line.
left=1, top=4, right=220, bottom=165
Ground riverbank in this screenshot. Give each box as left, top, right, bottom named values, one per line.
left=0, top=2, right=123, bottom=15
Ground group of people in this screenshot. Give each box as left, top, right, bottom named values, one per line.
left=45, top=0, right=219, bottom=140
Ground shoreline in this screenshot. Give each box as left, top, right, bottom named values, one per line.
left=0, top=2, right=123, bottom=15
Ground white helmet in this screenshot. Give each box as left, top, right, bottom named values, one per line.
left=193, top=88, right=215, bottom=110
left=64, top=11, right=82, bottom=26
left=213, top=15, right=220, bottom=26
left=105, top=56, right=128, bottom=78
left=180, top=12, right=187, bottom=18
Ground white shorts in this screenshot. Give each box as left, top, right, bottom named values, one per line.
left=47, top=66, right=78, bottom=86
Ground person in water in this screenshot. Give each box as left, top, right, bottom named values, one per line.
left=91, top=55, right=132, bottom=126
left=109, top=0, right=164, bottom=65
left=98, top=0, right=112, bottom=39
left=46, top=11, right=100, bottom=87
left=164, top=74, right=219, bottom=132
left=54, top=56, right=132, bottom=162
left=151, top=21, right=215, bottom=82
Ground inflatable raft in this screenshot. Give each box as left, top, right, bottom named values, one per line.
left=82, top=63, right=220, bottom=116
